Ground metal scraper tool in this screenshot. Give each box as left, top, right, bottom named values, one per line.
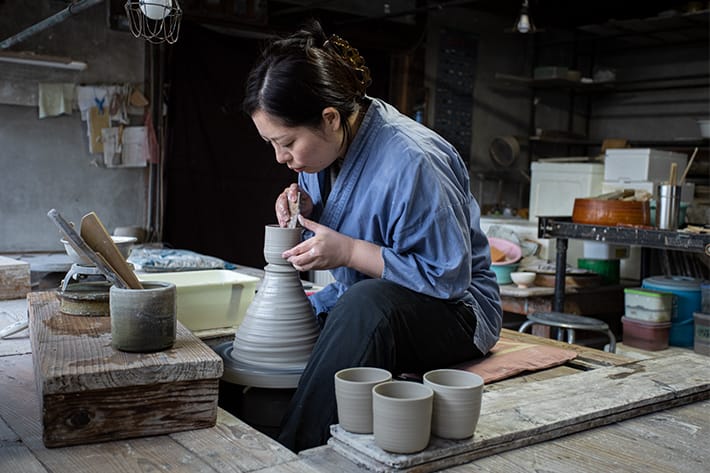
left=288, top=192, right=301, bottom=229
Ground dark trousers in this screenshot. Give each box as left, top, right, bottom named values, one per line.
left=277, top=278, right=482, bottom=452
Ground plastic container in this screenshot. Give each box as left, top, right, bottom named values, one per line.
left=603, top=148, right=687, bottom=182
left=621, top=316, right=671, bottom=351
left=694, top=312, right=710, bottom=356
left=577, top=258, right=620, bottom=285
left=528, top=162, right=603, bottom=221
left=702, top=281, right=710, bottom=313
left=642, top=276, right=702, bottom=347
left=624, top=288, right=673, bottom=322
left=138, top=270, right=260, bottom=332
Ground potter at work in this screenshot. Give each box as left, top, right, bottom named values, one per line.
left=243, top=19, right=502, bottom=452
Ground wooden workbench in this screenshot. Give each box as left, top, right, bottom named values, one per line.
left=1, top=296, right=708, bottom=472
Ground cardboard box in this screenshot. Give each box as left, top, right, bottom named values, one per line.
left=604, top=149, right=687, bottom=182
left=529, top=162, right=604, bottom=221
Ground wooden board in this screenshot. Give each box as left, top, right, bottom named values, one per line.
left=0, top=256, right=30, bottom=300
left=28, top=291, right=224, bottom=448
left=328, top=353, right=710, bottom=472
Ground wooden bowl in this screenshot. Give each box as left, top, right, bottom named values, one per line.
left=572, top=198, right=650, bottom=226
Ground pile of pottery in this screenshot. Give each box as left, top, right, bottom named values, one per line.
left=334, top=367, right=484, bottom=453
left=488, top=236, right=522, bottom=285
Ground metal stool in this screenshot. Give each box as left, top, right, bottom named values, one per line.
left=518, top=311, right=616, bottom=353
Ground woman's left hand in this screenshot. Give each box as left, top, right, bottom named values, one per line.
left=282, top=216, right=353, bottom=272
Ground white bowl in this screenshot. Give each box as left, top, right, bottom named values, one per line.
left=510, top=271, right=536, bottom=288
left=61, top=236, right=137, bottom=265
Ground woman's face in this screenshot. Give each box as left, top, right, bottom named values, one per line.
left=252, top=109, right=343, bottom=174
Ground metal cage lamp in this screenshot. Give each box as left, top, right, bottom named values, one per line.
left=124, top=0, right=183, bottom=44
left=514, top=0, right=536, bottom=34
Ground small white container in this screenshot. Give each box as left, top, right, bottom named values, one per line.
left=624, top=287, right=674, bottom=323
left=604, top=148, right=687, bottom=182
left=139, top=270, right=260, bottom=332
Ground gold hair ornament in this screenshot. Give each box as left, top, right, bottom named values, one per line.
left=324, top=34, right=372, bottom=91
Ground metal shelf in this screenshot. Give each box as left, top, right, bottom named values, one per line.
left=538, top=217, right=710, bottom=254
left=537, top=217, right=710, bottom=312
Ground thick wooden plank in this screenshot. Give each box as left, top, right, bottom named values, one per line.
left=0, top=445, right=49, bottom=473
left=328, top=354, right=710, bottom=472
left=0, top=256, right=30, bottom=300
left=444, top=400, right=710, bottom=473
left=28, top=291, right=224, bottom=447
left=500, top=328, right=628, bottom=368
left=169, top=410, right=298, bottom=473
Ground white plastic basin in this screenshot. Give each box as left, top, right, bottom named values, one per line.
left=138, top=270, right=260, bottom=332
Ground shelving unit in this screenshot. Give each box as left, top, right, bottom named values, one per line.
left=495, top=10, right=710, bottom=162
left=537, top=216, right=710, bottom=312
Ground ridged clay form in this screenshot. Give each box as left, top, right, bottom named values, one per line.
left=231, top=225, right=320, bottom=370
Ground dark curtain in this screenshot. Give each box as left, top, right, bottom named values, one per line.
left=164, top=22, right=294, bottom=269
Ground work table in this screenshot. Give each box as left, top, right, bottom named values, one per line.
left=1, top=295, right=708, bottom=472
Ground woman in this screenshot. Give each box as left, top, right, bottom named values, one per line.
left=242, top=20, right=502, bottom=452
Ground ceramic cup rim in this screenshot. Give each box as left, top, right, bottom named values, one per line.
left=335, top=367, right=392, bottom=385
left=373, top=380, right=433, bottom=402
left=423, top=369, right=484, bottom=390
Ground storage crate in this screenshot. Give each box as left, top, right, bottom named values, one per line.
left=624, top=288, right=673, bottom=323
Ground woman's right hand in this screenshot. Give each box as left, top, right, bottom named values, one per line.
left=275, top=183, right=313, bottom=227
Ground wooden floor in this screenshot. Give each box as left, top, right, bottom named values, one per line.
left=1, top=296, right=708, bottom=472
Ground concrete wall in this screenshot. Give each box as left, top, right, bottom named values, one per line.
left=0, top=1, right=146, bottom=252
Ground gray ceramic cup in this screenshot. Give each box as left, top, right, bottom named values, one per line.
left=110, top=281, right=177, bottom=352
left=423, top=369, right=484, bottom=439
left=334, top=367, right=392, bottom=433
left=372, top=381, right=433, bottom=453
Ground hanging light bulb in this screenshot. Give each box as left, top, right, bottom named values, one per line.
left=514, top=0, right=536, bottom=34
left=140, top=0, right=172, bottom=20
left=125, top=0, right=183, bottom=44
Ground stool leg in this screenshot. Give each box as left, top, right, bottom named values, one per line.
left=605, top=330, right=617, bottom=353
left=567, top=328, right=576, bottom=345
left=518, top=320, right=534, bottom=333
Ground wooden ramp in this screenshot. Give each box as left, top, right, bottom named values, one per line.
left=328, top=354, right=710, bottom=472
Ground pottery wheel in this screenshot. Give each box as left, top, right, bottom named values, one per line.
left=56, top=281, right=111, bottom=316
left=216, top=342, right=303, bottom=389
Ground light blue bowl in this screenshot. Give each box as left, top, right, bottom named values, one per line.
left=491, top=263, right=520, bottom=285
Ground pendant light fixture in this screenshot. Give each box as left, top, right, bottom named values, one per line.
left=124, top=0, right=183, bottom=44
left=514, top=0, right=536, bottom=34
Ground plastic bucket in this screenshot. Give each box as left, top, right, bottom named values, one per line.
left=642, top=276, right=702, bottom=347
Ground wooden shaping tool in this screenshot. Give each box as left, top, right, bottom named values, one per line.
left=80, top=212, right=143, bottom=289
left=47, top=209, right=129, bottom=289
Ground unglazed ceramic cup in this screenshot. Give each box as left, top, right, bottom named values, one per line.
left=372, top=381, right=433, bottom=453
left=110, top=281, right=177, bottom=353
left=334, top=367, right=392, bottom=433
left=423, top=369, right=484, bottom=439
left=263, top=224, right=303, bottom=265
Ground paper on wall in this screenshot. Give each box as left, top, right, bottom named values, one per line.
left=87, top=106, right=110, bottom=154
left=101, top=126, right=148, bottom=168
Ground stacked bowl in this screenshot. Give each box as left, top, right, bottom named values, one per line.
left=488, top=237, right=522, bottom=285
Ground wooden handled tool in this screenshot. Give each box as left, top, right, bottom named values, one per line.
left=80, top=212, right=143, bottom=289
left=47, top=209, right=129, bottom=288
